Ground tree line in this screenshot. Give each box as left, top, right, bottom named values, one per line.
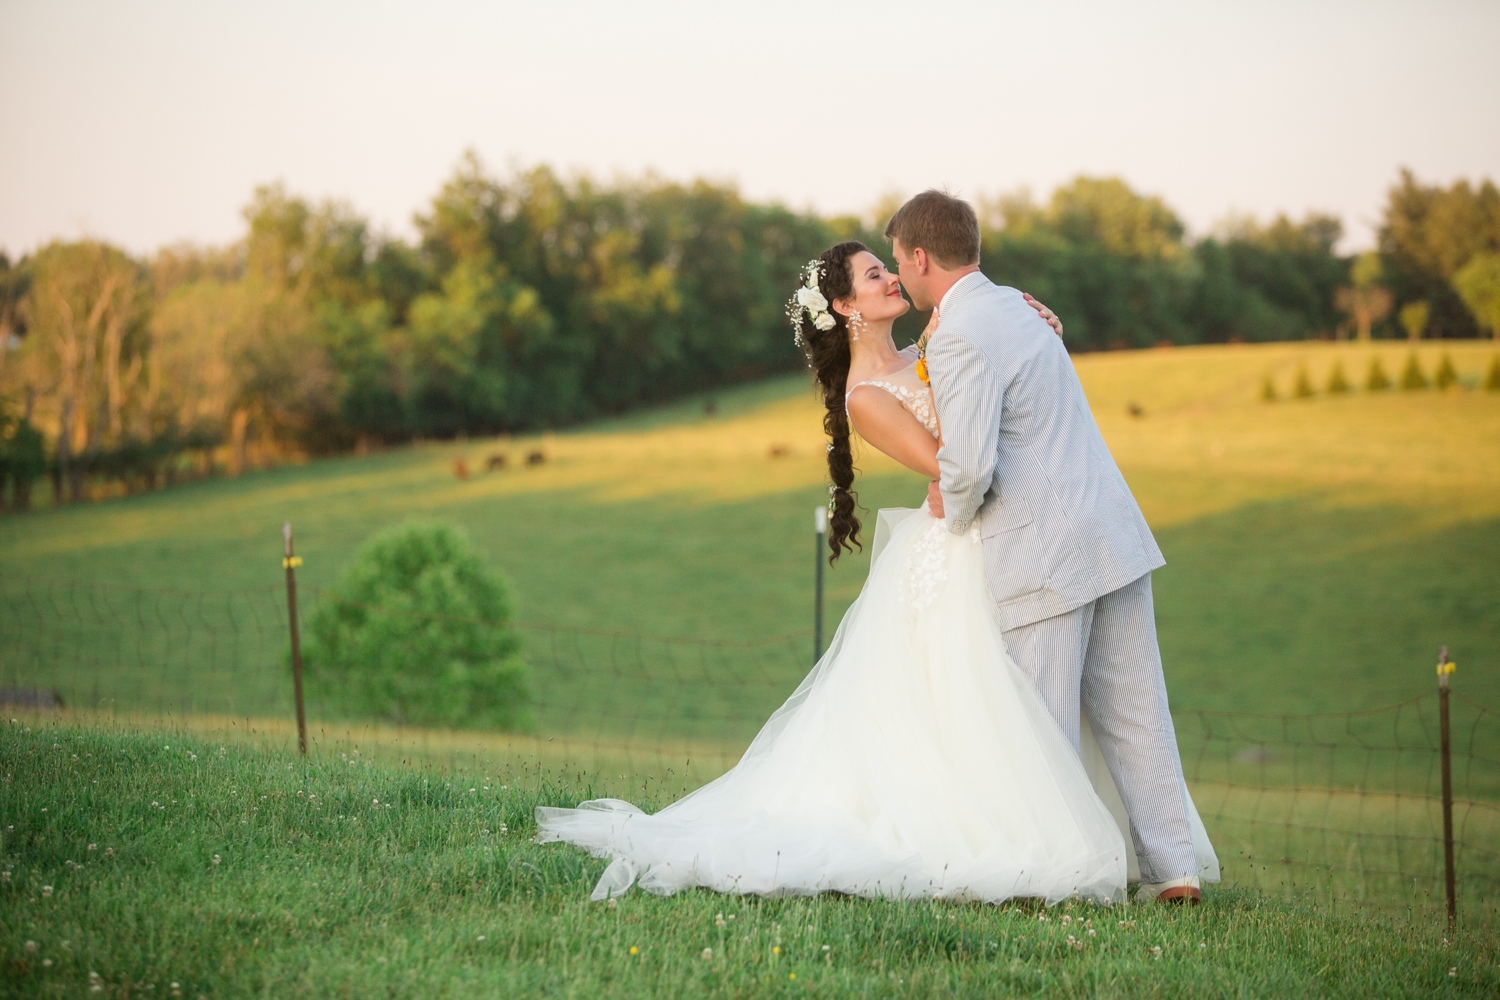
left=1, top=158, right=1497, bottom=510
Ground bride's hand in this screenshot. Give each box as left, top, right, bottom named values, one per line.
left=920, top=308, right=942, bottom=345
left=927, top=481, right=945, bottom=518
left=1023, top=293, right=1064, bottom=338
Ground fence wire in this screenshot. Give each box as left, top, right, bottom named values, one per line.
left=1, top=575, right=1494, bottom=925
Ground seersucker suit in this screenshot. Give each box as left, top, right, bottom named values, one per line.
left=926, top=273, right=1198, bottom=882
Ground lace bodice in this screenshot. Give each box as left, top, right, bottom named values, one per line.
left=845, top=345, right=938, bottom=437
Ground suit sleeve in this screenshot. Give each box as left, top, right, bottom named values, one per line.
left=926, top=333, right=1002, bottom=535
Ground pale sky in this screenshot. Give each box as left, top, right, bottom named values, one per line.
left=2, top=0, right=1496, bottom=259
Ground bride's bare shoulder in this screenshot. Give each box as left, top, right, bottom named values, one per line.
left=845, top=379, right=922, bottom=427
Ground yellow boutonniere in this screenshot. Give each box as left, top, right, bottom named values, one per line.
left=915, top=357, right=929, bottom=384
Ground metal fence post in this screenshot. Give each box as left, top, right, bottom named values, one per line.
left=814, top=507, right=827, bottom=664
left=1437, top=645, right=1456, bottom=927
left=283, top=522, right=308, bottom=756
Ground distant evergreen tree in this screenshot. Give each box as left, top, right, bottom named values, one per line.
left=1399, top=352, right=1429, bottom=390
left=1293, top=364, right=1315, bottom=398
left=1325, top=361, right=1351, bottom=394
left=1260, top=373, right=1278, bottom=402
left=1487, top=356, right=1500, bottom=392
left=1434, top=353, right=1459, bottom=390
left=1366, top=356, right=1392, bottom=391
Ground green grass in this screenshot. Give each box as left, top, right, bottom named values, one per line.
left=4, top=723, right=1497, bottom=999
left=3, top=341, right=1500, bottom=972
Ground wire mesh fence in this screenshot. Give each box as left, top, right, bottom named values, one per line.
left=2, top=573, right=1495, bottom=926
left=1174, top=696, right=1499, bottom=925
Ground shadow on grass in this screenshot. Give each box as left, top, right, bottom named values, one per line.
left=1154, top=499, right=1500, bottom=713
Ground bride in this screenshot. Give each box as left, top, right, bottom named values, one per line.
left=536, top=242, right=1216, bottom=905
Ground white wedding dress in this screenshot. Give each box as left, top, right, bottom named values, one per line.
left=537, top=348, right=1217, bottom=905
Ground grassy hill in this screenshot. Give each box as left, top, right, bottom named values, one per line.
left=3, top=340, right=1496, bottom=720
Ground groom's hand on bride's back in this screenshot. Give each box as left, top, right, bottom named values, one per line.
left=927, top=481, right=945, bottom=518
left=1024, top=293, right=1064, bottom=339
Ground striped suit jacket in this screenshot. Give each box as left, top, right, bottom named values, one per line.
left=927, top=275, right=1165, bottom=632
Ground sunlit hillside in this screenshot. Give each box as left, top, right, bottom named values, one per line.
left=2, top=341, right=1497, bottom=720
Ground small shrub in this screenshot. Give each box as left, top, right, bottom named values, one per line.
left=1260, top=374, right=1277, bottom=402
left=1433, top=353, right=1458, bottom=390
left=1487, top=356, right=1500, bottom=392
left=1325, top=362, right=1351, bottom=394
left=1365, top=356, right=1391, bottom=391
left=300, top=522, right=530, bottom=730
left=1399, top=352, right=1428, bottom=391
left=1293, top=365, right=1315, bottom=399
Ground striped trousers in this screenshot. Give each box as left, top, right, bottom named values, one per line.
left=1001, top=572, right=1198, bottom=883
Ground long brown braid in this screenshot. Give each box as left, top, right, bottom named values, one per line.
left=791, top=241, right=867, bottom=563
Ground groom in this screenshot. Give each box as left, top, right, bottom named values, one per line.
left=886, top=190, right=1202, bottom=904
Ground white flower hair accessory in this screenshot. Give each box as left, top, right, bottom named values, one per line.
left=787, top=259, right=837, bottom=347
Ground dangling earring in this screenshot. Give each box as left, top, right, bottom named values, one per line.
left=848, top=310, right=865, bottom=342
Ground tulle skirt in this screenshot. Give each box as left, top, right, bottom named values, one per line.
left=536, top=507, right=1216, bottom=905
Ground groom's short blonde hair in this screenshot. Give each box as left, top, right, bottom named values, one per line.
left=884, top=190, right=980, bottom=269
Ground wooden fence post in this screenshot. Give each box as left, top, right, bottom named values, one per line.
left=283, top=522, right=308, bottom=756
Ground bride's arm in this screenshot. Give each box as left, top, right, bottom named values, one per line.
left=846, top=386, right=940, bottom=479
left=846, top=296, right=1058, bottom=493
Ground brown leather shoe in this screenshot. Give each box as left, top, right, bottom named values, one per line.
left=1154, top=885, right=1202, bottom=905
